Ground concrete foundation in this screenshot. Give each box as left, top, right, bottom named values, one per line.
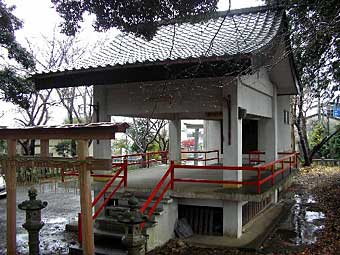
left=146, top=200, right=178, bottom=251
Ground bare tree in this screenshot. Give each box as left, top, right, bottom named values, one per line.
left=127, top=118, right=167, bottom=154
left=15, top=89, right=56, bottom=155
left=154, top=126, right=169, bottom=151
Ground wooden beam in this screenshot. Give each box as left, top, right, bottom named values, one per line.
left=0, top=156, right=112, bottom=170
left=6, top=139, right=17, bottom=254
left=77, top=140, right=94, bottom=255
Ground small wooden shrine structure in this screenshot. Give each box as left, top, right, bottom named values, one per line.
left=0, top=122, right=129, bottom=255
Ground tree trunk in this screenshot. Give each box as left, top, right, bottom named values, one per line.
left=295, top=92, right=311, bottom=166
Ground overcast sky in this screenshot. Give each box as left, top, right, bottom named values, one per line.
left=1, top=0, right=263, bottom=127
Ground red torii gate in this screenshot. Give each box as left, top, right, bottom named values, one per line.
left=0, top=122, right=128, bottom=255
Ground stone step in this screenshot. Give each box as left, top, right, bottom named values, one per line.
left=109, top=190, right=173, bottom=204
left=69, top=244, right=126, bottom=255
left=95, top=217, right=125, bottom=233
left=105, top=205, right=164, bottom=219
left=94, top=228, right=124, bottom=244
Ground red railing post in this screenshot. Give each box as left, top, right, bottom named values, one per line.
left=124, top=159, right=128, bottom=188
left=281, top=160, right=284, bottom=178
left=271, top=164, right=275, bottom=185
left=289, top=156, right=292, bottom=173
left=257, top=167, right=261, bottom=194
left=170, top=161, right=175, bottom=190
left=78, top=212, right=82, bottom=244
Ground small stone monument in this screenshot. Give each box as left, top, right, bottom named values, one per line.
left=118, top=195, right=148, bottom=255
left=18, top=187, right=48, bottom=255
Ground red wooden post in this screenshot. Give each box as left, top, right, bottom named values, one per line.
left=289, top=156, right=292, bottom=173
left=257, top=168, right=261, bottom=194
left=61, top=167, right=65, bottom=182
left=170, top=161, right=175, bottom=190
left=271, top=164, right=275, bottom=185
left=6, top=139, right=17, bottom=254
left=124, top=159, right=128, bottom=187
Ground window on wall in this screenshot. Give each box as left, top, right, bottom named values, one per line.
left=283, top=110, right=290, bottom=124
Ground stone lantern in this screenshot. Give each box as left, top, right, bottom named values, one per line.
left=18, top=187, right=48, bottom=255
left=118, top=195, right=148, bottom=255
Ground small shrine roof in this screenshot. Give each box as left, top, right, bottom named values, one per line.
left=0, top=122, right=129, bottom=140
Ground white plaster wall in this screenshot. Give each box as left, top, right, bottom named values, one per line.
left=277, top=95, right=292, bottom=152
left=239, top=68, right=274, bottom=97
left=257, top=85, right=278, bottom=162
left=238, top=69, right=273, bottom=118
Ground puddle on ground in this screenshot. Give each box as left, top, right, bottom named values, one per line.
left=263, top=194, right=325, bottom=251
left=45, top=216, right=69, bottom=224
left=291, top=194, right=325, bottom=245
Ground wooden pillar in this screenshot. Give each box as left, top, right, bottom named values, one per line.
left=40, top=139, right=49, bottom=157
left=77, top=140, right=94, bottom=255
left=6, top=139, right=17, bottom=254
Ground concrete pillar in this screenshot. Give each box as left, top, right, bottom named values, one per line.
left=221, top=83, right=243, bottom=238
left=223, top=201, right=242, bottom=238
left=93, top=85, right=111, bottom=160
left=272, top=189, right=279, bottom=203
left=93, top=85, right=112, bottom=213
left=222, top=85, right=242, bottom=183
left=258, top=86, right=278, bottom=162
left=193, top=128, right=199, bottom=166
left=169, top=119, right=181, bottom=163
left=204, top=120, right=222, bottom=164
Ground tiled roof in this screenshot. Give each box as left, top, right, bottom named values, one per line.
left=43, top=6, right=283, bottom=74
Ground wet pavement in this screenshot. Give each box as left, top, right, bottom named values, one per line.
left=0, top=180, right=81, bottom=255
left=262, top=187, right=326, bottom=253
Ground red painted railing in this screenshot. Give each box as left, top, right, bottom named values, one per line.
left=180, top=149, right=220, bottom=165
left=112, top=151, right=168, bottom=168
left=140, top=161, right=175, bottom=228
left=245, top=150, right=265, bottom=165
left=140, top=153, right=298, bottom=217
left=62, top=160, right=128, bottom=243
left=173, top=152, right=298, bottom=193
